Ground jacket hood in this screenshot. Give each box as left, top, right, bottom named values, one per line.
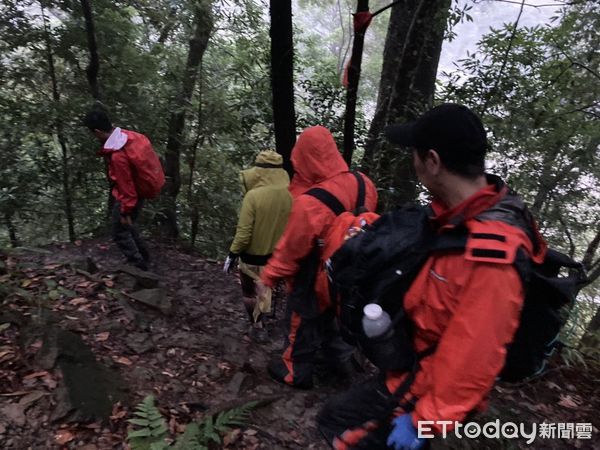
left=290, top=126, right=348, bottom=186
left=240, top=150, right=289, bottom=193
left=288, top=172, right=312, bottom=198
left=97, top=127, right=128, bottom=156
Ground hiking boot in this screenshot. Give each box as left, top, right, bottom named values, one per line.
left=131, top=259, right=148, bottom=271
left=267, top=359, right=313, bottom=390
left=249, top=326, right=269, bottom=344
left=139, top=247, right=151, bottom=263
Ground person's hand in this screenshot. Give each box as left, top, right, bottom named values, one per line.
left=120, top=214, right=133, bottom=226
left=387, top=414, right=425, bottom=450
left=223, top=253, right=238, bottom=273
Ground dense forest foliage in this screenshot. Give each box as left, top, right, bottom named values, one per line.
left=0, top=0, right=598, bottom=351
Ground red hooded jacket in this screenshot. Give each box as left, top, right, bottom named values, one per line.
left=261, top=126, right=377, bottom=310
left=98, top=129, right=152, bottom=215
left=385, top=180, right=547, bottom=433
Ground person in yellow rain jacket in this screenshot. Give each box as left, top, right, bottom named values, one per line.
left=224, top=150, right=292, bottom=342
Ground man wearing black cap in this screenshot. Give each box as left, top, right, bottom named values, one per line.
left=317, top=104, right=546, bottom=449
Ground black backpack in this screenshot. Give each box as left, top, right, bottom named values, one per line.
left=328, top=204, right=587, bottom=381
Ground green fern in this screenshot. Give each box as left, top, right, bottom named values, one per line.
left=172, top=400, right=258, bottom=448
left=127, top=397, right=258, bottom=449
left=127, top=395, right=169, bottom=450
left=172, top=423, right=207, bottom=450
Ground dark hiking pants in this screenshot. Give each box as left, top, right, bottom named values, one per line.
left=111, top=201, right=149, bottom=267
left=268, top=305, right=354, bottom=388
left=317, top=375, right=426, bottom=450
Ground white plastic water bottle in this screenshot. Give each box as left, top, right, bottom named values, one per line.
left=362, top=304, right=392, bottom=338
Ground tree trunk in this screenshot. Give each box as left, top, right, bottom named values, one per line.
left=269, top=0, right=296, bottom=175
left=342, top=0, right=370, bottom=165
left=580, top=304, right=600, bottom=352
left=362, top=0, right=451, bottom=210
left=4, top=212, right=19, bottom=248
left=41, top=3, right=76, bottom=242
left=162, top=1, right=213, bottom=238
left=582, top=226, right=600, bottom=285
left=79, top=0, right=101, bottom=100
left=157, top=6, right=178, bottom=45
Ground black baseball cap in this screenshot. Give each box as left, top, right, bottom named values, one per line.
left=385, top=103, right=487, bottom=166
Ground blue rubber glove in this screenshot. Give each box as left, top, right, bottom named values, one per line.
left=386, top=414, right=425, bottom=450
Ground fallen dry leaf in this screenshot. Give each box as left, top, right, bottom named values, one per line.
left=69, top=297, right=88, bottom=305
left=55, top=429, right=75, bottom=444
left=23, top=371, right=49, bottom=381
left=223, top=428, right=242, bottom=446
left=104, top=280, right=114, bottom=288
left=95, top=332, right=110, bottom=342
left=218, top=361, right=232, bottom=371
left=18, top=391, right=46, bottom=408
left=42, top=373, right=57, bottom=390
left=558, top=394, right=581, bottom=409
left=0, top=349, right=14, bottom=361
left=114, top=356, right=133, bottom=366
left=74, top=240, right=82, bottom=246
left=0, top=391, right=30, bottom=397
left=110, top=410, right=127, bottom=420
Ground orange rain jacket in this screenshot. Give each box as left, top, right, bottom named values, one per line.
left=98, top=129, right=153, bottom=215
left=261, top=126, right=377, bottom=311
left=385, top=180, right=547, bottom=433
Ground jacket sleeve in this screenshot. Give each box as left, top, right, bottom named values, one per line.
left=411, top=263, right=524, bottom=431
left=111, top=152, right=138, bottom=214
left=261, top=196, right=321, bottom=287
left=229, top=193, right=255, bottom=255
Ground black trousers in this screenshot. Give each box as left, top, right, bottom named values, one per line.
left=269, top=305, right=354, bottom=388
left=317, top=375, right=426, bottom=450
left=111, top=200, right=149, bottom=266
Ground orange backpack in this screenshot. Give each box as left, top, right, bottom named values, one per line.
left=124, top=133, right=165, bottom=199
left=306, top=171, right=379, bottom=277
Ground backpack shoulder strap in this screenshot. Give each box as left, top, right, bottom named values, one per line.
left=305, top=188, right=345, bottom=216
left=306, top=171, right=365, bottom=216
left=351, top=171, right=366, bottom=212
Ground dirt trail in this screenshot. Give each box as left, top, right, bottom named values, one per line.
left=0, top=239, right=598, bottom=449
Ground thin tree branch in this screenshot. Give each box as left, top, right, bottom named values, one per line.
left=582, top=226, right=600, bottom=271
left=372, top=0, right=402, bottom=18
left=552, top=39, right=600, bottom=82
left=556, top=208, right=576, bottom=258
left=79, top=0, right=101, bottom=100
left=474, top=0, right=582, bottom=7
left=480, top=0, right=526, bottom=117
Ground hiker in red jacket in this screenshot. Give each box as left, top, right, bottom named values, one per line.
left=317, top=104, right=547, bottom=449
left=84, top=109, right=164, bottom=271
left=259, top=126, right=378, bottom=389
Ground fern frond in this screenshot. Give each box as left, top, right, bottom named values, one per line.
left=127, top=395, right=169, bottom=450
left=214, top=400, right=258, bottom=431
left=172, top=423, right=208, bottom=450
left=172, top=400, right=259, bottom=447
